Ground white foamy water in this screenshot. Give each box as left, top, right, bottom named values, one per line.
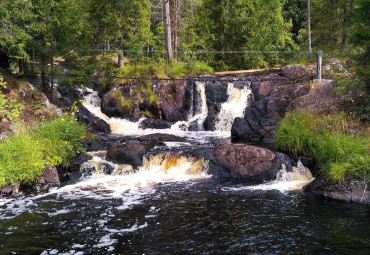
left=80, top=87, right=229, bottom=141
left=214, top=83, right=252, bottom=132
left=223, top=161, right=314, bottom=192
left=0, top=154, right=210, bottom=220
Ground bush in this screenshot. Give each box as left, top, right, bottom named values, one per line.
left=0, top=114, right=86, bottom=186
left=275, top=112, right=370, bottom=182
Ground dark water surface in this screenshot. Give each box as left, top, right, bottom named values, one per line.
left=1, top=180, right=370, bottom=255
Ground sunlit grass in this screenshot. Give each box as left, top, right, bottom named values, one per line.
left=275, top=111, right=370, bottom=182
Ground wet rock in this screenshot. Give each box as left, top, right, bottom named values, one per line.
left=0, top=183, right=20, bottom=197
left=80, top=162, right=97, bottom=177
left=304, top=177, right=370, bottom=205
left=66, top=171, right=82, bottom=185
left=35, top=164, right=60, bottom=192
left=155, top=79, right=187, bottom=122
left=112, top=164, right=135, bottom=176
left=139, top=119, right=173, bottom=130
left=76, top=105, right=111, bottom=133
left=107, top=141, right=146, bottom=168
left=83, top=134, right=110, bottom=151
left=214, top=144, right=278, bottom=182
left=68, top=152, right=91, bottom=172
left=138, top=133, right=185, bottom=142
left=231, top=117, right=253, bottom=141
left=101, top=87, right=138, bottom=121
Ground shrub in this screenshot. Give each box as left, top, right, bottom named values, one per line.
left=275, top=111, right=370, bottom=182
left=0, top=114, right=86, bottom=186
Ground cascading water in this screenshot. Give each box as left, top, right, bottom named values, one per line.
left=171, top=81, right=208, bottom=131
left=79, top=88, right=145, bottom=135
left=214, top=82, right=252, bottom=131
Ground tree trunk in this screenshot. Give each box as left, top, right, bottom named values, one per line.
left=340, top=0, right=354, bottom=52
left=118, top=39, right=123, bottom=68
left=172, top=0, right=179, bottom=60
left=307, top=0, right=312, bottom=63
left=164, top=0, right=173, bottom=62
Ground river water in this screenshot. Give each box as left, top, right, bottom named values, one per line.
left=1, top=178, right=370, bottom=254
left=1, top=86, right=370, bottom=254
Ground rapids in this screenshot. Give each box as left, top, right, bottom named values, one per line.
left=1, top=84, right=370, bottom=254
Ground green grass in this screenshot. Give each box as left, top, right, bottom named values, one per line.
left=0, top=114, right=86, bottom=186
left=275, top=111, right=370, bottom=182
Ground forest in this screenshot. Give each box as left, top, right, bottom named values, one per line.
left=0, top=0, right=369, bottom=78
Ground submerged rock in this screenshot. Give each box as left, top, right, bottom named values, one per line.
left=138, top=133, right=185, bottom=142
left=304, top=177, right=370, bottom=204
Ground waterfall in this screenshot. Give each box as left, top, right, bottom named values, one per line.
left=214, top=83, right=252, bottom=132
left=171, top=81, right=208, bottom=131
left=79, top=88, right=146, bottom=135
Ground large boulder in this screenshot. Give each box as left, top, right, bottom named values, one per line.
left=214, top=144, right=279, bottom=182
left=106, top=141, right=146, bottom=168
left=233, top=75, right=310, bottom=140
left=76, top=105, right=111, bottom=133
left=304, top=177, right=370, bottom=205
left=101, top=87, right=139, bottom=121
left=155, top=79, right=187, bottom=122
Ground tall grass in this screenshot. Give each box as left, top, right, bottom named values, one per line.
left=0, top=114, right=86, bottom=186
left=275, top=112, right=370, bottom=182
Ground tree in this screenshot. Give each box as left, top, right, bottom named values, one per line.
left=163, top=0, right=173, bottom=61
left=350, top=0, right=370, bottom=87
left=311, top=0, right=355, bottom=54
left=307, top=0, right=312, bottom=62
left=199, top=0, right=293, bottom=69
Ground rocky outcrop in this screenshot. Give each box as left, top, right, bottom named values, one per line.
left=304, top=177, right=370, bottom=204
left=35, top=164, right=61, bottom=192
left=107, top=141, right=146, bottom=168
left=204, top=81, right=228, bottom=130
left=101, top=86, right=139, bottom=121
left=154, top=79, right=187, bottom=122
left=290, top=82, right=358, bottom=114
left=76, top=105, right=111, bottom=133
left=232, top=73, right=310, bottom=140
left=214, top=144, right=279, bottom=182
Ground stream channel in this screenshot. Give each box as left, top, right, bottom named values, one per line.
left=1, top=83, right=370, bottom=254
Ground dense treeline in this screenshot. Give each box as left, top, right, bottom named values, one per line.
left=0, top=0, right=368, bottom=73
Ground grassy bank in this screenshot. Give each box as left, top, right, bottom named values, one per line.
left=0, top=114, right=86, bottom=186
left=275, top=112, right=370, bottom=182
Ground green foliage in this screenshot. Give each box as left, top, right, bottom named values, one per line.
left=120, top=99, right=133, bottom=111
left=275, top=112, right=370, bottom=182
left=0, top=114, right=86, bottom=186
left=0, top=77, right=25, bottom=121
